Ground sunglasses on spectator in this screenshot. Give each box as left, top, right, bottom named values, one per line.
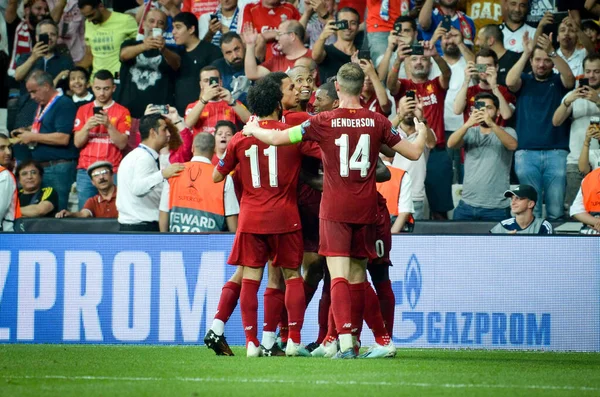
left=91, top=169, right=110, bottom=177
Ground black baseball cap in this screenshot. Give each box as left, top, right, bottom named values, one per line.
left=504, top=185, right=537, bottom=202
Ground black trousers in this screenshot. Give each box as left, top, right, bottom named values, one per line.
left=119, top=222, right=160, bottom=232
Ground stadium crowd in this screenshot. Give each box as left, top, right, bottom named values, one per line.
left=1, top=0, right=599, bottom=234
left=0, top=0, right=600, bottom=356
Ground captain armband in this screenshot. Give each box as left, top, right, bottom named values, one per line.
left=288, top=125, right=304, bottom=144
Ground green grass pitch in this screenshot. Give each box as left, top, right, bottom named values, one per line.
left=1, top=345, right=599, bottom=396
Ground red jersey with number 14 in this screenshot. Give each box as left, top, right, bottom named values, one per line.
left=300, top=108, right=402, bottom=224
left=217, top=119, right=320, bottom=234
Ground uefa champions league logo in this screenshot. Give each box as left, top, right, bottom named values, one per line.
left=405, top=254, right=422, bottom=310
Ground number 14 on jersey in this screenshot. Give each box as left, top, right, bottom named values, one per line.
left=335, top=133, right=371, bottom=177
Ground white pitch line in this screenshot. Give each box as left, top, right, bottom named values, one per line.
left=3, top=375, right=600, bottom=392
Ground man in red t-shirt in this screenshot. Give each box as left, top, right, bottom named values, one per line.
left=453, top=48, right=516, bottom=124
left=243, top=20, right=311, bottom=80
left=388, top=38, right=455, bottom=219
left=242, top=0, right=301, bottom=62
left=243, top=63, right=430, bottom=358
left=185, top=66, right=251, bottom=135
left=214, top=77, right=319, bottom=358
left=55, top=161, right=118, bottom=219
left=73, top=70, right=130, bottom=209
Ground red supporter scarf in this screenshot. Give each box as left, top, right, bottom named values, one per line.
left=32, top=92, right=62, bottom=134
left=8, top=21, right=31, bottom=77
left=437, top=6, right=473, bottom=41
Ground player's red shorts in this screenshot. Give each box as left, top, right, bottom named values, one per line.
left=228, top=230, right=304, bottom=268
left=369, top=210, right=392, bottom=267
left=318, top=219, right=377, bottom=259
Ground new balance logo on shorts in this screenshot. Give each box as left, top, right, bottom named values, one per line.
left=245, top=326, right=253, bottom=331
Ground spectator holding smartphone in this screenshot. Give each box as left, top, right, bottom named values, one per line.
left=579, top=122, right=600, bottom=174
left=73, top=70, right=131, bottom=208
left=185, top=66, right=250, bottom=135
left=453, top=48, right=515, bottom=124
left=448, top=93, right=518, bottom=221
left=418, top=0, right=476, bottom=54
left=198, top=0, right=244, bottom=46
left=301, top=0, right=336, bottom=48
left=13, top=19, right=74, bottom=144
left=506, top=31, right=575, bottom=221
left=119, top=8, right=181, bottom=120
left=388, top=30, right=454, bottom=219
left=14, top=19, right=73, bottom=86
left=537, top=12, right=595, bottom=79
left=312, top=7, right=361, bottom=84
left=552, top=53, right=600, bottom=215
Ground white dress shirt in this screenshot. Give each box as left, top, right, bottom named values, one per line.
left=116, top=144, right=164, bottom=224
left=393, top=129, right=435, bottom=202
left=159, top=156, right=240, bottom=216
left=0, top=169, right=17, bottom=231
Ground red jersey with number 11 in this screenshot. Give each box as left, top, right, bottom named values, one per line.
left=217, top=119, right=320, bottom=234
left=300, top=108, right=402, bottom=224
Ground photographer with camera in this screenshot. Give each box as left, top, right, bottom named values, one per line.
left=448, top=92, right=518, bottom=221
left=312, top=7, right=361, bottom=84
left=73, top=70, right=130, bottom=208
left=552, top=53, right=600, bottom=215
left=184, top=66, right=250, bottom=135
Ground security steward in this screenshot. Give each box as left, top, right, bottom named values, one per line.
left=159, top=132, right=239, bottom=232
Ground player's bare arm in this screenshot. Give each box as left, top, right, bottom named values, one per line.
left=213, top=167, right=226, bottom=183
left=391, top=117, right=428, bottom=160
left=242, top=121, right=299, bottom=146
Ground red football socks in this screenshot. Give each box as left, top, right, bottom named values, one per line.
left=364, top=282, right=391, bottom=346
left=349, top=282, right=366, bottom=338
left=240, top=279, right=260, bottom=347
left=330, top=277, right=352, bottom=335
left=263, top=287, right=285, bottom=333
left=214, top=281, right=241, bottom=323
left=374, top=280, right=396, bottom=337
left=316, top=288, right=331, bottom=344
left=285, top=277, right=306, bottom=344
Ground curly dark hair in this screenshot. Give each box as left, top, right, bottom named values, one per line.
left=247, top=78, right=283, bottom=117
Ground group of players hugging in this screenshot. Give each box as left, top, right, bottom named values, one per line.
left=203, top=62, right=428, bottom=359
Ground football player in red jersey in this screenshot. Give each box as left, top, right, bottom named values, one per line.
left=287, top=66, right=316, bottom=113
left=214, top=76, right=320, bottom=357
left=243, top=62, right=429, bottom=358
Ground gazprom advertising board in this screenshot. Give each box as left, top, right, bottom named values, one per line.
left=0, top=234, right=598, bottom=351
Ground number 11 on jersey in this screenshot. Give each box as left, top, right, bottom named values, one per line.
left=244, top=144, right=279, bottom=187
left=335, top=133, right=371, bottom=177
